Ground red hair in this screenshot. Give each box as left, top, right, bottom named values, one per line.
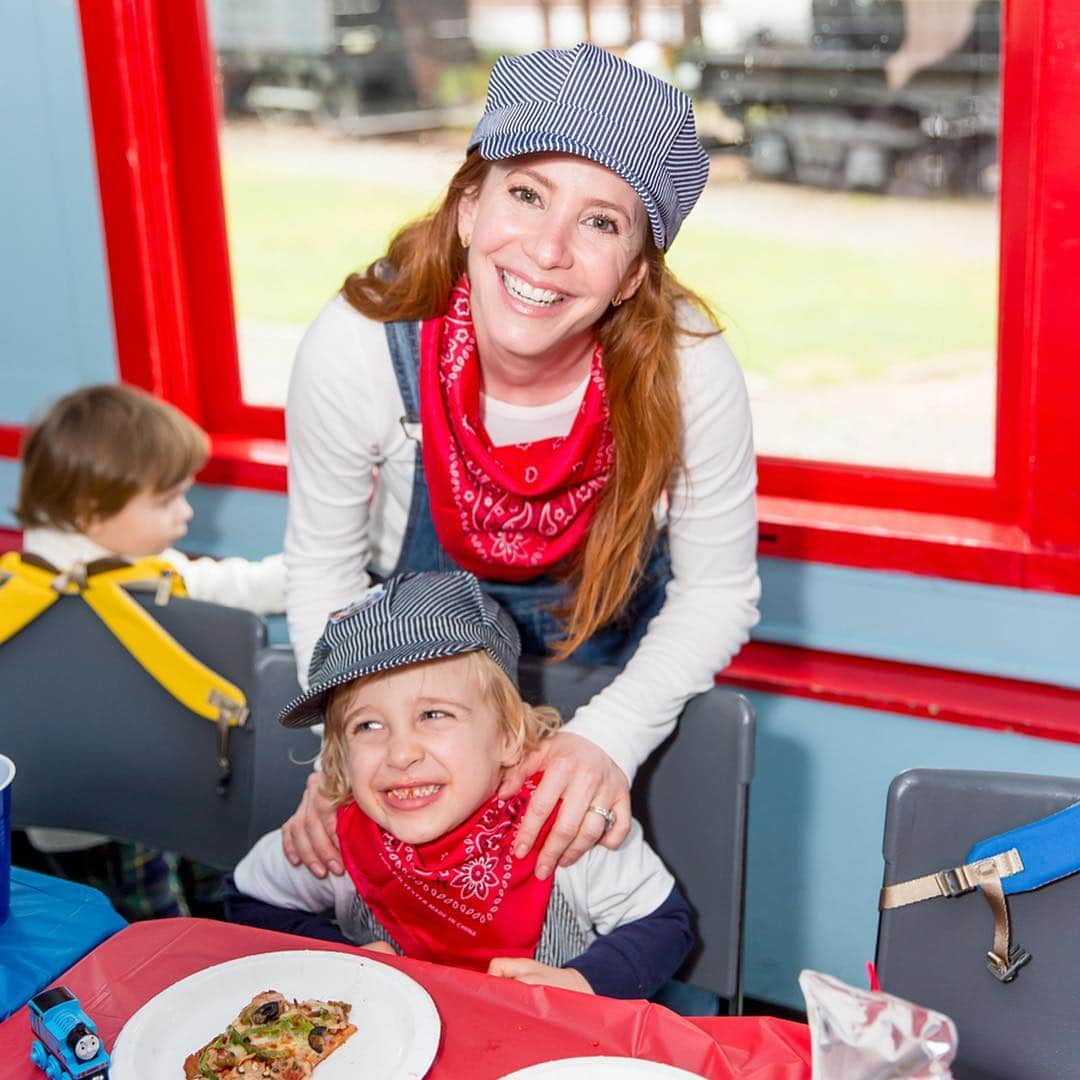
left=342, top=152, right=720, bottom=657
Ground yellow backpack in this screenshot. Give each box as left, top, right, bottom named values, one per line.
left=0, top=551, right=249, bottom=791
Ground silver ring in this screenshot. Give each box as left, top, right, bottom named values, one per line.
left=589, top=805, right=616, bottom=834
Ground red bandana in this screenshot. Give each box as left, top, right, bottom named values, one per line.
left=419, top=277, right=615, bottom=581
left=336, top=775, right=556, bottom=970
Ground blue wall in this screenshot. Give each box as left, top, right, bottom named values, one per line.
left=0, top=0, right=117, bottom=426
left=4, top=0, right=1080, bottom=1015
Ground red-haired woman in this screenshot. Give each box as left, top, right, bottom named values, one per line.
left=282, top=44, right=760, bottom=884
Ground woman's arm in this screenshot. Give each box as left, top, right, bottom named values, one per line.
left=511, top=329, right=759, bottom=872
left=284, top=297, right=409, bottom=683
left=562, top=329, right=760, bottom=780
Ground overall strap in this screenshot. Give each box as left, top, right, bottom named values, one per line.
left=384, top=319, right=422, bottom=423
left=383, top=318, right=458, bottom=576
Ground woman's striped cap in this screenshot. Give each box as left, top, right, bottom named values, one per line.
left=468, top=42, right=709, bottom=250
left=279, top=571, right=521, bottom=728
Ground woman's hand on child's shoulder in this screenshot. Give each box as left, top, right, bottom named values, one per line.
left=487, top=957, right=594, bottom=994
left=282, top=770, right=343, bottom=878
left=499, top=731, right=631, bottom=880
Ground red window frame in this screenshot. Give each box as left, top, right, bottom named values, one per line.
left=21, top=0, right=1080, bottom=597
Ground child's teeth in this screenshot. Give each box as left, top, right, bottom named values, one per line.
left=391, top=784, right=440, bottom=799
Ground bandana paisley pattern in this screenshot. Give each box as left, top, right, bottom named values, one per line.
left=420, top=277, right=615, bottom=581
left=336, top=775, right=556, bottom=970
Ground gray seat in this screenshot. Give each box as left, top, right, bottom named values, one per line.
left=1, top=599, right=753, bottom=1011
left=1, top=591, right=311, bottom=869
left=518, top=658, right=755, bottom=1014
left=876, top=768, right=1080, bottom=1079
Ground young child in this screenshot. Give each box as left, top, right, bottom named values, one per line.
left=10, top=383, right=286, bottom=918
left=228, top=570, right=693, bottom=999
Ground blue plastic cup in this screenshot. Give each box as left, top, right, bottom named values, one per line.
left=0, top=754, right=14, bottom=924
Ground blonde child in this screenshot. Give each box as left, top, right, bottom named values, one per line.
left=229, top=571, right=692, bottom=998
left=11, top=383, right=286, bottom=918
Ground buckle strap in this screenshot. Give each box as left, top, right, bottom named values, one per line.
left=881, top=847, right=1031, bottom=983
left=880, top=848, right=1024, bottom=909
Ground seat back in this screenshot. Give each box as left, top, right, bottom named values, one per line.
left=876, top=768, right=1080, bottom=1079
left=518, top=658, right=755, bottom=1012
left=0, top=592, right=311, bottom=869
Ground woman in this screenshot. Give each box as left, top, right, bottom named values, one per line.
left=283, top=43, right=760, bottom=883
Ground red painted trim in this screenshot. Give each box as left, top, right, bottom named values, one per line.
left=757, top=495, right=1080, bottom=593
left=78, top=0, right=281, bottom=439
left=1023, top=1, right=1080, bottom=549
left=757, top=459, right=1008, bottom=522
left=0, top=427, right=20, bottom=459
left=719, top=641, right=1080, bottom=745
left=200, top=436, right=288, bottom=491
left=77, top=0, right=198, bottom=412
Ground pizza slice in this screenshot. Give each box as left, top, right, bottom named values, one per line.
left=183, top=989, right=356, bottom=1079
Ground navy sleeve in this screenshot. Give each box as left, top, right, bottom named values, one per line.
left=222, top=875, right=352, bottom=945
left=563, top=884, right=694, bottom=999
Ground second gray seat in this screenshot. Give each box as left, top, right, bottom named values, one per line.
left=876, top=768, right=1080, bottom=1079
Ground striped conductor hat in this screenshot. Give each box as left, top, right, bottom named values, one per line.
left=468, top=42, right=709, bottom=250
left=279, top=571, right=521, bottom=728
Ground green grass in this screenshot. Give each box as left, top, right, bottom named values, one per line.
left=668, top=227, right=996, bottom=385
left=222, top=163, right=442, bottom=324
left=222, top=161, right=996, bottom=386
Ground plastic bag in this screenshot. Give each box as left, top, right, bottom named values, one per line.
left=799, top=969, right=957, bottom=1079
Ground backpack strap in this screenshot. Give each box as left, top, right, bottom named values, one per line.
left=0, top=551, right=63, bottom=643
left=882, top=799, right=1080, bottom=982
left=0, top=552, right=248, bottom=792
left=880, top=847, right=1029, bottom=981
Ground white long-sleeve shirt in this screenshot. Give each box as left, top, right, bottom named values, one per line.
left=21, top=528, right=287, bottom=615
left=285, top=294, right=760, bottom=783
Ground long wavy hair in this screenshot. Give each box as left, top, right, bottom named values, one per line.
left=342, top=151, right=720, bottom=659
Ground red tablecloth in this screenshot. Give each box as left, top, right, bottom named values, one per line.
left=0, top=919, right=811, bottom=1078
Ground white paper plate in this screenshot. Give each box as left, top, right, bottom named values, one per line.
left=109, top=949, right=440, bottom=1080
left=499, top=1058, right=706, bottom=1079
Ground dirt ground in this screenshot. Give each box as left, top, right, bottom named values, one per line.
left=224, top=121, right=997, bottom=477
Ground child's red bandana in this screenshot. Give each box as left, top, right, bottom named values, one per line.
left=419, top=276, right=614, bottom=581
left=336, top=775, right=556, bottom=970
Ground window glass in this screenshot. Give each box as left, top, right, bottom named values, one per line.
left=209, top=0, right=1000, bottom=476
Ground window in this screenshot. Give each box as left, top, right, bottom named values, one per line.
left=77, top=0, right=1080, bottom=590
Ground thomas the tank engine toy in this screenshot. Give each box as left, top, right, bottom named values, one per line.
left=28, top=986, right=110, bottom=1080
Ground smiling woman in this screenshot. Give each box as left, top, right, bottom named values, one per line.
left=281, top=42, right=761, bottom=890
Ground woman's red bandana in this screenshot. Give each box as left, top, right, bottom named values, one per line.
left=336, top=775, right=556, bottom=970
left=419, top=276, right=615, bottom=581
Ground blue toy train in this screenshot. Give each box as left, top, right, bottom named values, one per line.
left=28, top=986, right=110, bottom=1080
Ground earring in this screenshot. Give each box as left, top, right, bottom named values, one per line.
left=461, top=234, right=471, bottom=250
left=611, top=293, right=623, bottom=307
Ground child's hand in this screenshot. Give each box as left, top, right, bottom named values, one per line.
left=487, top=957, right=594, bottom=994
left=361, top=941, right=397, bottom=955
left=282, top=771, right=343, bottom=878
left=499, top=731, right=631, bottom=880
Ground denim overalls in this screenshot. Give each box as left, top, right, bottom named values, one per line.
left=380, top=320, right=672, bottom=665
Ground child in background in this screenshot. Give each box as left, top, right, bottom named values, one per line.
left=228, top=571, right=693, bottom=998
left=10, top=383, right=286, bottom=919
